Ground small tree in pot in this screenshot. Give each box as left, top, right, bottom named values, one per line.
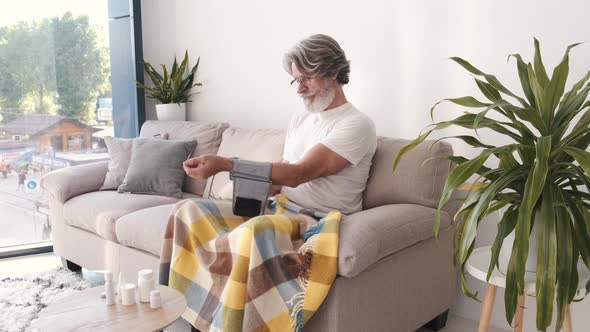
left=394, top=39, right=590, bottom=331
left=137, top=50, right=201, bottom=121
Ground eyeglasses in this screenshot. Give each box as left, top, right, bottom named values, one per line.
left=290, top=76, right=312, bottom=89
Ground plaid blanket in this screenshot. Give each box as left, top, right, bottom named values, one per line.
left=159, top=194, right=341, bottom=332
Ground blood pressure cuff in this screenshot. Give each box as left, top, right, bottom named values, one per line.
left=230, top=159, right=272, bottom=217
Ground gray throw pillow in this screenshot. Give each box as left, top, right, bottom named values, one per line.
left=101, top=137, right=134, bottom=190
left=117, top=138, right=196, bottom=198
left=101, top=134, right=169, bottom=190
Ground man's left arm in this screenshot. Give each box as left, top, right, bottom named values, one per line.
left=269, top=144, right=350, bottom=187
left=274, top=114, right=376, bottom=187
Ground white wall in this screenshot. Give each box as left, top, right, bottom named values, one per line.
left=141, top=1, right=590, bottom=330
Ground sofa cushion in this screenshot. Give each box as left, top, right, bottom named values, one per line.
left=101, top=134, right=169, bottom=191
left=62, top=191, right=198, bottom=242
left=118, top=138, right=196, bottom=198
left=139, top=120, right=230, bottom=196
left=101, top=137, right=135, bottom=190
left=338, top=203, right=451, bottom=278
left=116, top=204, right=177, bottom=256
left=363, top=137, right=452, bottom=210
left=206, top=127, right=286, bottom=200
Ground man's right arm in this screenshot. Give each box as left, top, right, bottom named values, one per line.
left=184, top=143, right=350, bottom=188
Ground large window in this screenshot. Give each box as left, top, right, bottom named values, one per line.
left=0, top=1, right=113, bottom=251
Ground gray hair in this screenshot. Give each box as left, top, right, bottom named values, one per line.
left=283, top=34, right=350, bottom=85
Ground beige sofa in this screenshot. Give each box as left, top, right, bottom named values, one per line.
left=42, top=120, right=457, bottom=332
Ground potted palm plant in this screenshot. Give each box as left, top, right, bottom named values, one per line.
left=393, top=39, right=590, bottom=331
left=136, top=50, right=201, bottom=121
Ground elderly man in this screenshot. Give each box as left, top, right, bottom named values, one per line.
left=184, top=34, right=376, bottom=214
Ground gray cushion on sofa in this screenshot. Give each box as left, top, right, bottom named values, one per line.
left=101, top=136, right=134, bottom=190
left=337, top=203, right=451, bottom=278
left=118, top=138, right=196, bottom=198
left=363, top=137, right=453, bottom=211
left=139, top=120, right=230, bottom=196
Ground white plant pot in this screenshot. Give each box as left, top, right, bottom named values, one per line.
left=498, top=212, right=540, bottom=275
left=155, top=103, right=186, bottom=121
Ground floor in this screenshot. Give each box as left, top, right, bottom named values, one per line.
left=0, top=252, right=509, bottom=332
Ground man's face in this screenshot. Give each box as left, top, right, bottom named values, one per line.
left=291, top=63, right=335, bottom=113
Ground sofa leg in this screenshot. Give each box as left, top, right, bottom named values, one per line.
left=424, top=309, right=449, bottom=331
left=61, top=257, right=82, bottom=272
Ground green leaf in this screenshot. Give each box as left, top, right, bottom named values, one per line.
left=498, top=148, right=520, bottom=171
left=431, top=135, right=495, bottom=149
left=508, top=53, right=536, bottom=108
left=528, top=63, right=549, bottom=126
left=473, top=100, right=513, bottom=135
left=447, top=156, right=496, bottom=181
left=450, top=113, right=524, bottom=142
left=506, top=106, right=547, bottom=135
left=572, top=104, right=590, bottom=134
left=544, top=43, right=580, bottom=120
left=475, top=78, right=502, bottom=102
left=564, top=197, right=590, bottom=273
left=533, top=38, right=550, bottom=87
left=562, top=147, right=590, bottom=176
left=487, top=207, right=517, bottom=282
left=559, top=70, right=590, bottom=114
left=558, top=85, right=590, bottom=132
left=393, top=130, right=434, bottom=172
left=505, top=252, right=520, bottom=324
left=144, top=62, right=163, bottom=85
left=554, top=189, right=573, bottom=331
left=535, top=184, right=557, bottom=331
left=449, top=56, right=485, bottom=75
left=430, top=96, right=490, bottom=120
left=170, top=56, right=178, bottom=78
left=190, top=56, right=201, bottom=76
left=459, top=240, right=479, bottom=300
left=451, top=57, right=529, bottom=107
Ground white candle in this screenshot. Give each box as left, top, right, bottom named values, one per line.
left=150, top=289, right=162, bottom=309
left=120, top=283, right=136, bottom=306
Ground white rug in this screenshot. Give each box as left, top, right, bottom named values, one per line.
left=0, top=267, right=90, bottom=332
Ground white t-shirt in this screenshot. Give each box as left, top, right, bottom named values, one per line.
left=281, top=102, right=377, bottom=214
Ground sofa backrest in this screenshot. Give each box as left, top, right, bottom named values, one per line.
left=138, top=121, right=455, bottom=215
left=140, top=120, right=230, bottom=196
left=363, top=137, right=453, bottom=213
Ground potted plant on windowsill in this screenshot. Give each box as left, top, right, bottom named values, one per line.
left=136, top=50, right=201, bottom=121
left=393, top=39, right=590, bottom=331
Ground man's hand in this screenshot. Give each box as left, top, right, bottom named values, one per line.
left=270, top=185, right=283, bottom=195
left=183, top=154, right=233, bottom=179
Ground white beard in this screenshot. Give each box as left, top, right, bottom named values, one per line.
left=302, top=85, right=336, bottom=113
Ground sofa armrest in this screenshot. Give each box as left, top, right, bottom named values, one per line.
left=338, top=203, right=452, bottom=278
left=41, top=161, right=109, bottom=204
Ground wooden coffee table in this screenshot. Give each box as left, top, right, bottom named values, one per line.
left=30, top=285, right=187, bottom=332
